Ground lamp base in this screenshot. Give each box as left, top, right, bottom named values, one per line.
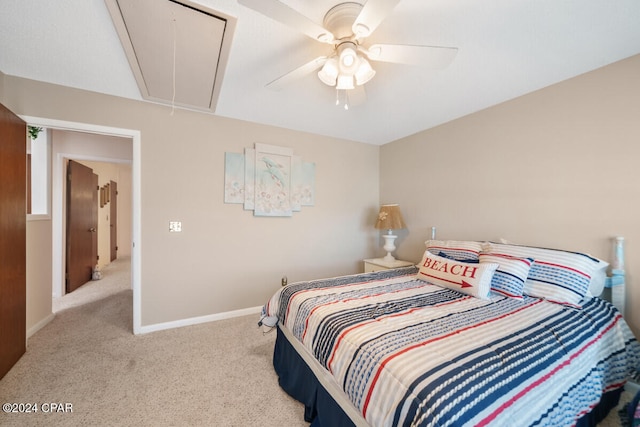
left=381, top=233, right=398, bottom=262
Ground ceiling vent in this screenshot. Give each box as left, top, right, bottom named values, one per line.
left=105, top=0, right=235, bottom=113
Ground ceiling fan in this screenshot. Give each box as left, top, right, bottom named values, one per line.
left=238, top=0, right=458, bottom=106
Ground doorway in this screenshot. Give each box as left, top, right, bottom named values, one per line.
left=65, top=159, right=126, bottom=295
left=21, top=115, right=142, bottom=334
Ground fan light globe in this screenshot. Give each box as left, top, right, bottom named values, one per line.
left=339, top=46, right=358, bottom=72
left=355, top=57, right=375, bottom=85
left=336, top=74, right=354, bottom=90
left=318, top=58, right=339, bottom=86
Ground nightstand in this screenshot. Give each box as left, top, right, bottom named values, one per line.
left=364, top=258, right=414, bottom=273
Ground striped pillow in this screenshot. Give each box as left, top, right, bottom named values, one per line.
left=417, top=251, right=498, bottom=300
left=426, top=240, right=483, bottom=262
left=482, top=242, right=600, bottom=307
left=479, top=253, right=533, bottom=299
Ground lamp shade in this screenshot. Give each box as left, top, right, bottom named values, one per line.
left=375, top=204, right=406, bottom=230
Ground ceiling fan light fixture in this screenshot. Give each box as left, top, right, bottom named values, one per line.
left=354, top=57, right=375, bottom=85
left=318, top=57, right=339, bottom=86
left=336, top=74, right=354, bottom=90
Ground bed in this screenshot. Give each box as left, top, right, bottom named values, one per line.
left=261, top=240, right=640, bottom=426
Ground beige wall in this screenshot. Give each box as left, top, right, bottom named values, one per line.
left=9, top=54, right=637, bottom=335
left=26, top=219, right=53, bottom=336
left=1, top=76, right=380, bottom=328
left=381, top=54, right=640, bottom=337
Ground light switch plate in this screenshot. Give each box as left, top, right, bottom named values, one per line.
left=169, top=221, right=182, bottom=232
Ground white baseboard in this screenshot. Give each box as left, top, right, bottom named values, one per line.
left=27, top=312, right=55, bottom=341
left=136, top=305, right=262, bottom=335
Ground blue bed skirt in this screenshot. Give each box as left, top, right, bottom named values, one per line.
left=274, top=325, right=623, bottom=427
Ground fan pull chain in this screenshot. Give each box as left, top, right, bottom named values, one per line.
left=335, top=89, right=350, bottom=110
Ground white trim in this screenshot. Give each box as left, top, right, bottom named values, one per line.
left=19, top=115, right=143, bottom=336
left=26, top=312, right=55, bottom=340
left=27, top=214, right=51, bottom=221
left=137, top=306, right=262, bottom=335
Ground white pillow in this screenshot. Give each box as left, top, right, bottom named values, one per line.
left=482, top=242, right=602, bottom=307
left=479, top=253, right=533, bottom=299
left=588, top=259, right=609, bottom=297
left=417, top=251, right=498, bottom=300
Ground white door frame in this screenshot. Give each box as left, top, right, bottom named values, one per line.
left=21, top=116, right=142, bottom=335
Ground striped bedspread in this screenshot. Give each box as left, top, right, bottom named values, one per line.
left=262, top=266, right=640, bottom=427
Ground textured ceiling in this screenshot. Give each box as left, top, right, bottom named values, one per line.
left=1, top=0, right=639, bottom=145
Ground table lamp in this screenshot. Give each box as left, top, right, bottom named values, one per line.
left=375, top=204, right=406, bottom=261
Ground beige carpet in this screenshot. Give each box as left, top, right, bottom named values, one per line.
left=1, top=257, right=306, bottom=427
left=0, top=257, right=630, bottom=426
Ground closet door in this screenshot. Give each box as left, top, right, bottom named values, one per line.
left=0, top=102, right=26, bottom=380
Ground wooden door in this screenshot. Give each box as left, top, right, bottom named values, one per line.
left=66, top=160, right=98, bottom=293
left=0, top=102, right=26, bottom=379
left=110, top=180, right=117, bottom=262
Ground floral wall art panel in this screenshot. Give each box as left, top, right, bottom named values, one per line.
left=291, top=156, right=302, bottom=212
left=254, top=143, right=293, bottom=217
left=300, top=162, right=316, bottom=206
left=243, top=148, right=255, bottom=211
left=291, top=158, right=316, bottom=209
left=224, top=152, right=245, bottom=204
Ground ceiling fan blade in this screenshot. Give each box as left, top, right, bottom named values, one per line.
left=365, top=44, right=458, bottom=68
left=352, top=0, right=401, bottom=38
left=266, top=56, right=328, bottom=91
left=238, top=0, right=334, bottom=43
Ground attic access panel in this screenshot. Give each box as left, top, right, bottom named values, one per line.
left=105, top=0, right=235, bottom=113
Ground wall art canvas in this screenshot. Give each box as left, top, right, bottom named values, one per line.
left=243, top=148, right=255, bottom=211
left=254, top=143, right=293, bottom=217
left=225, top=143, right=315, bottom=217
left=300, top=162, right=316, bottom=206
left=224, top=152, right=245, bottom=204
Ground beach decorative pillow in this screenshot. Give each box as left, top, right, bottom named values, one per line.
left=417, top=250, right=498, bottom=300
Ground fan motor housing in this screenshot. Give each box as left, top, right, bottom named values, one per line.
left=323, top=2, right=363, bottom=41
